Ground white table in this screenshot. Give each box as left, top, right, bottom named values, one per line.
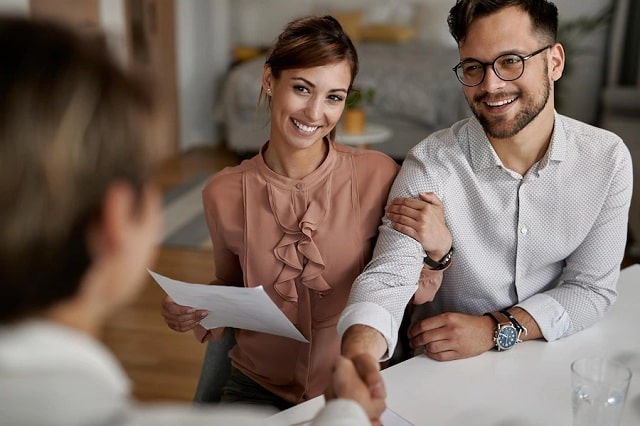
left=268, top=264, right=640, bottom=426
left=335, top=123, right=392, bottom=150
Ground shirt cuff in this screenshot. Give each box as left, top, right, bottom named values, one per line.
left=337, top=301, right=399, bottom=362
left=517, top=293, right=571, bottom=341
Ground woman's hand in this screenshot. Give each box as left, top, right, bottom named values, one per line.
left=160, top=295, right=208, bottom=332
left=413, top=266, right=443, bottom=304
left=385, top=192, right=452, bottom=261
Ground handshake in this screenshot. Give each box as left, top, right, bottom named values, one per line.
left=325, top=353, right=387, bottom=426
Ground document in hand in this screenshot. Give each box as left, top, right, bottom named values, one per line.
left=149, top=270, right=308, bottom=342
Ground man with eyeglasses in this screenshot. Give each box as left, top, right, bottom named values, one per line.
left=337, top=0, right=633, bottom=380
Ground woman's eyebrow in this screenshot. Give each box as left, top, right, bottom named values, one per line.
left=290, top=76, right=348, bottom=94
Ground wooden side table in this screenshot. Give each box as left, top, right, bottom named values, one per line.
left=336, top=122, right=392, bottom=150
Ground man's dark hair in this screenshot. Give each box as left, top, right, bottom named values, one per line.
left=448, top=0, right=559, bottom=45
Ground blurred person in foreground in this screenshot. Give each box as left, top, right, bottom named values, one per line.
left=0, top=16, right=383, bottom=425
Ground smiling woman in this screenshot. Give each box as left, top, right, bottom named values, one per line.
left=159, top=15, right=405, bottom=412
left=262, top=60, right=352, bottom=177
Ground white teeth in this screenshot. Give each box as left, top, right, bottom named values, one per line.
left=293, top=119, right=318, bottom=133
left=486, top=98, right=515, bottom=107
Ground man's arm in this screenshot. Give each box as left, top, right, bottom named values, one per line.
left=519, top=138, right=633, bottom=341
left=338, top=147, right=449, bottom=361
left=341, top=324, right=388, bottom=360
left=406, top=306, right=544, bottom=361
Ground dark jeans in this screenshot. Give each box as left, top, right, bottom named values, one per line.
left=220, top=367, right=294, bottom=411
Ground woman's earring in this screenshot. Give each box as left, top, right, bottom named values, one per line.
left=266, top=88, right=272, bottom=95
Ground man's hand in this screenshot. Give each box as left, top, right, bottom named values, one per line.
left=160, top=295, right=208, bottom=332
left=408, top=312, right=495, bottom=361
left=326, top=355, right=386, bottom=425
left=385, top=192, right=452, bottom=261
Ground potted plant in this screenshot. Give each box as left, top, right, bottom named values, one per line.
left=342, top=87, right=375, bottom=134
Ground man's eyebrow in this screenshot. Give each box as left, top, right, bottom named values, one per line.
left=460, top=49, right=529, bottom=62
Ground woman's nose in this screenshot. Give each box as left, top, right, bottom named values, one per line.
left=304, top=97, right=323, bottom=121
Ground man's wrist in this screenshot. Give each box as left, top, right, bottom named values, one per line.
left=500, top=309, right=528, bottom=338
left=484, top=311, right=523, bottom=351
left=341, top=324, right=387, bottom=360
left=482, top=313, right=499, bottom=349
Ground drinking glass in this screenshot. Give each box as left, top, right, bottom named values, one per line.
left=571, top=357, right=632, bottom=426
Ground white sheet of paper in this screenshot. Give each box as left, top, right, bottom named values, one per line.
left=266, top=404, right=414, bottom=426
left=266, top=397, right=413, bottom=426
left=149, top=270, right=308, bottom=343
left=381, top=407, right=414, bottom=425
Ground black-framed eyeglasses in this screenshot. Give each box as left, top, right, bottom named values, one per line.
left=452, top=45, right=551, bottom=87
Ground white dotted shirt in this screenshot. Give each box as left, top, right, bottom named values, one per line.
left=338, top=113, right=633, bottom=359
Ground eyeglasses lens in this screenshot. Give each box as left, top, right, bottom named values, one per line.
left=457, top=54, right=524, bottom=86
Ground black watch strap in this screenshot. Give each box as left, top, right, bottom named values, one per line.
left=424, top=246, right=454, bottom=270
left=500, top=309, right=528, bottom=336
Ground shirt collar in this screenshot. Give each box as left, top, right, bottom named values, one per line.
left=468, top=117, right=501, bottom=171
left=469, top=112, right=567, bottom=175
left=541, top=111, right=568, bottom=164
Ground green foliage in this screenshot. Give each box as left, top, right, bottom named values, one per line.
left=346, top=87, right=375, bottom=109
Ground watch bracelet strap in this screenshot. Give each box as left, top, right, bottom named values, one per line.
left=499, top=309, right=528, bottom=336
left=424, top=246, right=454, bottom=270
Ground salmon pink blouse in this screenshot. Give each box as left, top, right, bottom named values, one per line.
left=198, top=140, right=398, bottom=404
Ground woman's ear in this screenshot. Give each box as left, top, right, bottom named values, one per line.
left=549, top=42, right=565, bottom=82
left=262, top=66, right=273, bottom=93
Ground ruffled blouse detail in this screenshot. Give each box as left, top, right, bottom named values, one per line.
left=268, top=175, right=333, bottom=302
left=256, top=142, right=338, bottom=303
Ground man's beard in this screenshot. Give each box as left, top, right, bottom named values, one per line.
left=469, top=76, right=551, bottom=139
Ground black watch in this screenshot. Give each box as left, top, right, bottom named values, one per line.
left=485, top=312, right=522, bottom=351
left=423, top=246, right=454, bottom=270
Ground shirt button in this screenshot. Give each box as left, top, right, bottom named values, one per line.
left=520, top=226, right=529, bottom=235
left=295, top=182, right=304, bottom=190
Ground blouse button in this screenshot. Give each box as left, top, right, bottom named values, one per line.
left=520, top=226, right=529, bottom=235
left=295, top=182, right=304, bottom=190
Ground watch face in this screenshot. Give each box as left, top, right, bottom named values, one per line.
left=496, top=325, right=518, bottom=350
